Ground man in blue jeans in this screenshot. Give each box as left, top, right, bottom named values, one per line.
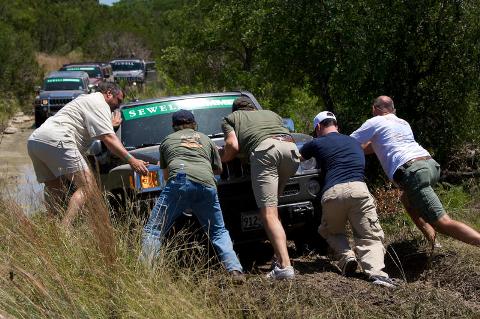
left=141, top=109, right=244, bottom=281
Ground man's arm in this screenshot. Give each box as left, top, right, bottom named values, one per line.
left=361, top=141, right=375, bottom=155
left=99, top=133, right=149, bottom=175
left=211, top=141, right=223, bottom=175
left=162, top=168, right=169, bottom=182
left=220, top=131, right=240, bottom=162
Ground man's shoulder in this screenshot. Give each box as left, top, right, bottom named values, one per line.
left=258, top=109, right=280, bottom=117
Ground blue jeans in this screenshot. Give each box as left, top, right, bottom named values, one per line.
left=141, top=178, right=242, bottom=272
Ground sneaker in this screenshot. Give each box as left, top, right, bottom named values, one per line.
left=229, top=270, right=246, bottom=285
left=369, top=275, right=397, bottom=288
left=340, top=257, right=358, bottom=277
left=266, top=265, right=295, bottom=280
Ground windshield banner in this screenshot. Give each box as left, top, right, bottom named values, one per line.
left=65, top=67, right=96, bottom=71
left=122, top=97, right=236, bottom=121
left=46, top=78, right=82, bottom=83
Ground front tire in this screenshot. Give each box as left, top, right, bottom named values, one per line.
left=34, top=108, right=46, bottom=128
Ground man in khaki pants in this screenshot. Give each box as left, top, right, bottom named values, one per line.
left=221, top=96, right=300, bottom=280
left=300, top=111, right=395, bottom=287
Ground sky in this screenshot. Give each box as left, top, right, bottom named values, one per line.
left=99, top=0, right=119, bottom=5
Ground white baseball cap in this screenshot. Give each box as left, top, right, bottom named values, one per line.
left=313, top=111, right=337, bottom=129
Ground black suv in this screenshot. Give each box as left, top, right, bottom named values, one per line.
left=109, top=58, right=156, bottom=86
left=89, top=91, right=323, bottom=246
left=33, top=71, right=91, bottom=127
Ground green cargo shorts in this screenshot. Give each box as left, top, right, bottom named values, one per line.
left=393, top=158, right=446, bottom=223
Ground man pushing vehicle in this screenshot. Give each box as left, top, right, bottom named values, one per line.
left=27, top=82, right=148, bottom=228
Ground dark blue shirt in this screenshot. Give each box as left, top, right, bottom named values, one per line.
left=300, top=132, right=365, bottom=194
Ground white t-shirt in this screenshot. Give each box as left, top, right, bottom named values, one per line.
left=350, top=114, right=430, bottom=180
left=29, top=92, right=115, bottom=153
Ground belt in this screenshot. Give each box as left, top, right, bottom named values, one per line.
left=393, top=156, right=432, bottom=183
left=270, top=134, right=295, bottom=143
left=400, top=156, right=432, bottom=169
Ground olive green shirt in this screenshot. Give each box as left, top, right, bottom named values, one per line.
left=222, top=110, right=290, bottom=157
left=159, top=129, right=221, bottom=188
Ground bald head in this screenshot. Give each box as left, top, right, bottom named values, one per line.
left=372, top=95, right=395, bottom=115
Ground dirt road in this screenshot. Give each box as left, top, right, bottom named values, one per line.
left=0, top=113, right=43, bottom=213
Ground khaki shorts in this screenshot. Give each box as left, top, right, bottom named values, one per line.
left=250, top=138, right=300, bottom=207
left=393, top=158, right=445, bottom=223
left=27, top=139, right=89, bottom=183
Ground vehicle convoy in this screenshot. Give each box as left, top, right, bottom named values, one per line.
left=88, top=91, right=323, bottom=246
left=109, top=58, right=156, bottom=86
left=33, top=71, right=91, bottom=128
left=60, top=62, right=113, bottom=86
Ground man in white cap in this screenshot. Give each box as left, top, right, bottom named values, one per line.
left=300, top=111, right=395, bottom=287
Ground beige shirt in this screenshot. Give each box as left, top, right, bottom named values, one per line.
left=29, top=92, right=114, bottom=153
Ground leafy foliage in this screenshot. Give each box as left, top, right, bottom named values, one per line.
left=0, top=0, right=479, bottom=166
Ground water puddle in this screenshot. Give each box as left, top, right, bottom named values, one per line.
left=0, top=165, right=44, bottom=215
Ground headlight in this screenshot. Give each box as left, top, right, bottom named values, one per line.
left=41, top=99, right=48, bottom=105
left=129, top=165, right=163, bottom=193
left=307, top=179, right=321, bottom=196
left=297, top=158, right=317, bottom=174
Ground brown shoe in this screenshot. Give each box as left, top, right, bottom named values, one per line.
left=230, top=270, right=246, bottom=284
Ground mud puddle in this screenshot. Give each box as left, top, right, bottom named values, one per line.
left=0, top=113, right=44, bottom=214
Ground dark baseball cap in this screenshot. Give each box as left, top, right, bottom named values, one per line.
left=172, top=109, right=195, bottom=125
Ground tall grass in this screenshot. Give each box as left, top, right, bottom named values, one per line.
left=0, top=181, right=479, bottom=318
left=0, top=186, right=222, bottom=318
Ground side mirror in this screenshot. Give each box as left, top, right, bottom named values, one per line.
left=282, top=118, right=295, bottom=132
left=88, top=84, right=96, bottom=93
left=87, top=140, right=103, bottom=156
left=34, top=85, right=42, bottom=94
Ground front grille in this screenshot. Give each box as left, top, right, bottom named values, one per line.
left=50, top=98, right=73, bottom=107
left=115, top=76, right=142, bottom=83
left=282, top=183, right=300, bottom=196
left=220, top=158, right=249, bottom=180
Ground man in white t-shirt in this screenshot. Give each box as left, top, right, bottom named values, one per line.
left=28, top=82, right=149, bottom=228
left=351, top=96, right=480, bottom=247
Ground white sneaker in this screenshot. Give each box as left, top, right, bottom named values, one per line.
left=266, top=265, right=295, bottom=280
left=369, top=275, right=397, bottom=288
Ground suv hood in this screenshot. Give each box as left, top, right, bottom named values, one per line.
left=39, top=90, right=84, bottom=99
left=89, top=78, right=102, bottom=85
left=129, top=146, right=160, bottom=163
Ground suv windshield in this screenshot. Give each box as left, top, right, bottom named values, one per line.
left=44, top=78, right=84, bottom=91
left=111, top=61, right=143, bottom=71
left=61, top=66, right=102, bottom=78
left=120, top=96, right=241, bottom=148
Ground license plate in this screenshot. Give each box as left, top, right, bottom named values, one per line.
left=241, top=212, right=263, bottom=232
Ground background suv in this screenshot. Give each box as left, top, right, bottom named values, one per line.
left=109, top=58, right=156, bottom=86
left=60, top=62, right=113, bottom=87
left=33, top=71, right=91, bottom=127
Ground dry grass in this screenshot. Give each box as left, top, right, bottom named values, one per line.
left=35, top=51, right=84, bottom=74
left=0, top=182, right=479, bottom=318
